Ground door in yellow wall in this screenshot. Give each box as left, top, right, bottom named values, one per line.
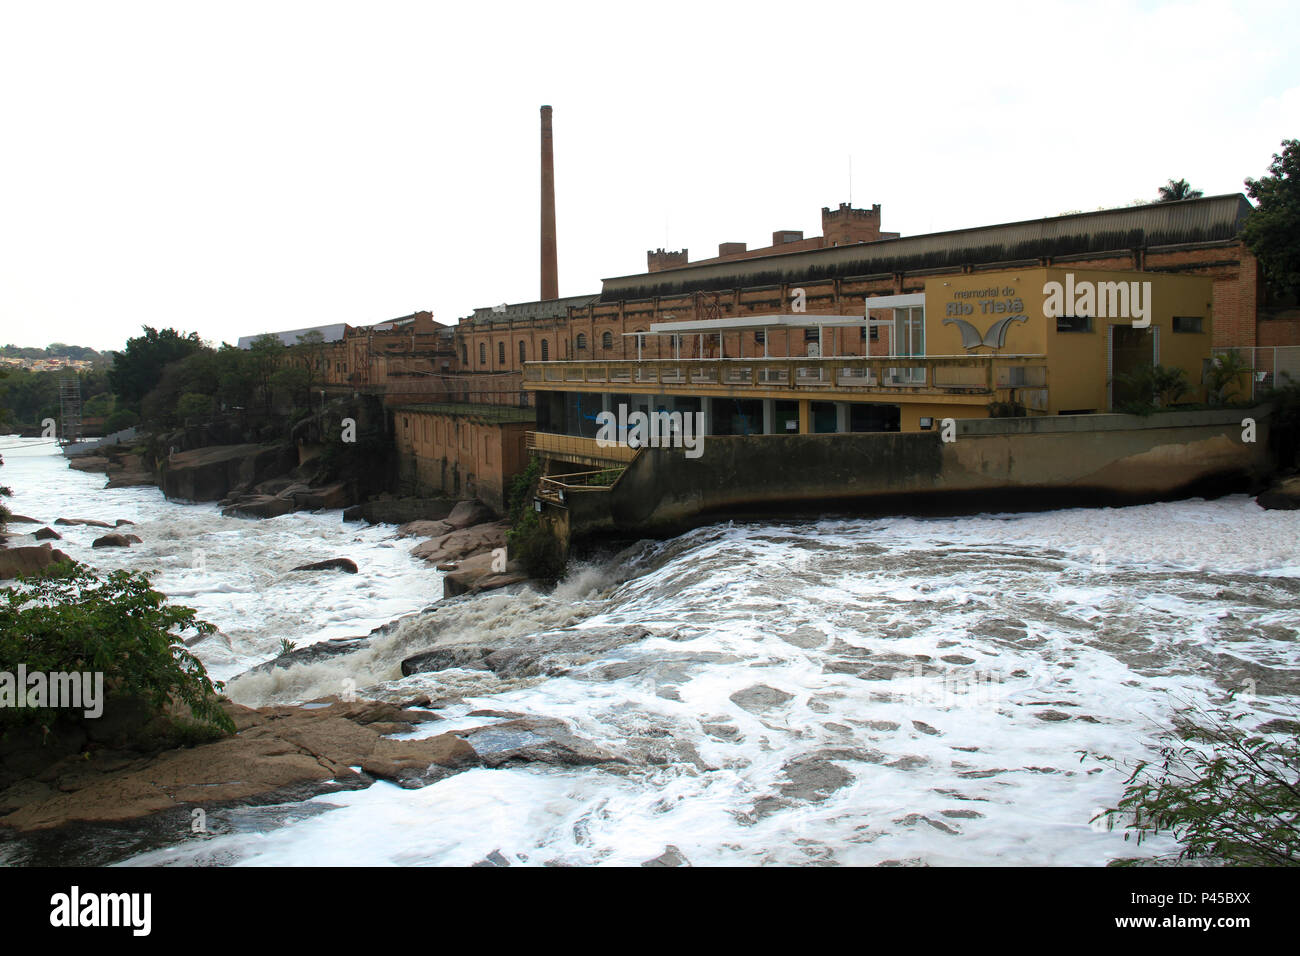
left=1110, top=325, right=1154, bottom=410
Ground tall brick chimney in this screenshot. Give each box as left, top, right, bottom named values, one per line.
left=540, top=105, right=559, bottom=301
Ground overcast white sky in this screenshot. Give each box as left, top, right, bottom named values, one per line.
left=1, top=0, right=1296, bottom=352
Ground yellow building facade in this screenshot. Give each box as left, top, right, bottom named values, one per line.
left=522, top=267, right=1218, bottom=465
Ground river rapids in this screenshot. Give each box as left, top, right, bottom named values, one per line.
left=2, top=438, right=1298, bottom=866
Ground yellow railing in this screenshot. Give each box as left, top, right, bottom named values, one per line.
left=523, top=355, right=1047, bottom=397
left=537, top=468, right=625, bottom=504
left=526, top=431, right=639, bottom=465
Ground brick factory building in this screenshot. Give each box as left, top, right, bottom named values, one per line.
left=246, top=192, right=1295, bottom=512
left=454, top=193, right=1282, bottom=398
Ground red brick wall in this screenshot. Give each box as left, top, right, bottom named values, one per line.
left=1259, top=308, right=1300, bottom=347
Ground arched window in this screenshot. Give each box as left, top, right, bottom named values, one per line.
left=602, top=331, right=613, bottom=350
left=518, top=340, right=527, bottom=364
left=479, top=342, right=486, bottom=365
left=576, top=333, right=588, bottom=350
left=541, top=339, right=549, bottom=361
left=498, top=341, right=505, bottom=365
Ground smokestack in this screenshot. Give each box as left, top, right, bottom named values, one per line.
left=540, top=105, right=559, bottom=301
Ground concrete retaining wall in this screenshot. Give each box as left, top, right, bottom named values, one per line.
left=567, top=406, right=1273, bottom=537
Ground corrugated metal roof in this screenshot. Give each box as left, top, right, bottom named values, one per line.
left=236, top=323, right=349, bottom=349
left=600, top=194, right=1253, bottom=301
left=467, top=294, right=600, bottom=324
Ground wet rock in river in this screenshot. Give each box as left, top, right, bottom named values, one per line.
left=729, top=684, right=795, bottom=713
left=457, top=717, right=625, bottom=768
left=1256, top=475, right=1300, bottom=510
left=0, top=544, right=72, bottom=579
left=444, top=498, right=496, bottom=530
left=54, top=517, right=113, bottom=528
left=291, top=557, right=359, bottom=574
left=400, top=645, right=497, bottom=676
left=642, top=845, right=691, bottom=867
left=779, top=752, right=856, bottom=802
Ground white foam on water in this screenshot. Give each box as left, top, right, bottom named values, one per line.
left=1, top=440, right=439, bottom=682
left=7, top=438, right=1299, bottom=866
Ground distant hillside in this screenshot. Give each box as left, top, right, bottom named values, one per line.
left=1, top=343, right=107, bottom=362
left=0, top=343, right=106, bottom=366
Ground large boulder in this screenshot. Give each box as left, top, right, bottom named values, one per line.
left=0, top=544, right=73, bottom=579
left=33, top=527, right=61, bottom=541
left=342, top=497, right=457, bottom=525
left=54, top=517, right=113, bottom=528
left=292, top=482, right=355, bottom=511
left=442, top=550, right=529, bottom=598
left=91, top=533, right=134, bottom=548
left=291, top=558, right=359, bottom=574
left=0, top=698, right=479, bottom=834
left=396, top=519, right=454, bottom=539
left=410, top=521, right=508, bottom=565
left=444, top=499, right=496, bottom=530
left=1257, top=476, right=1300, bottom=511
left=456, top=717, right=625, bottom=769
left=68, top=456, right=112, bottom=473
left=221, top=495, right=295, bottom=519
left=159, top=443, right=296, bottom=503
left=104, top=453, right=155, bottom=489
left=401, top=645, right=497, bottom=676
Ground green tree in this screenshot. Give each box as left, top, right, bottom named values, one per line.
left=293, top=330, right=327, bottom=408
left=0, top=367, right=58, bottom=427
left=1115, top=363, right=1190, bottom=414
left=108, top=327, right=205, bottom=410
left=1205, top=350, right=1250, bottom=405
left=247, top=334, right=285, bottom=416
left=1087, top=704, right=1300, bottom=866
left=1156, top=178, right=1203, bottom=202
left=140, top=348, right=219, bottom=429
left=1242, top=139, right=1300, bottom=303
left=175, top=391, right=215, bottom=423
left=0, top=564, right=234, bottom=735
left=103, top=408, right=140, bottom=433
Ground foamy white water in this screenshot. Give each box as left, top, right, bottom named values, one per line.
left=0, top=439, right=440, bottom=682
left=4, top=436, right=1298, bottom=866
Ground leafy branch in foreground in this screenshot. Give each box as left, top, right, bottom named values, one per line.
left=1083, top=702, right=1300, bottom=866
left=0, top=563, right=234, bottom=735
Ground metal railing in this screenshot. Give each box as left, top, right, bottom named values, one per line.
left=537, top=469, right=625, bottom=504
left=1212, top=346, right=1300, bottom=400
left=526, top=431, right=639, bottom=464
left=523, top=354, right=1048, bottom=396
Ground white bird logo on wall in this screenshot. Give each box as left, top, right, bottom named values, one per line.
left=942, top=315, right=1027, bottom=350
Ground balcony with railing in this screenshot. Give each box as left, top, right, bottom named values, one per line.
left=526, top=430, right=640, bottom=468
left=523, top=354, right=1048, bottom=407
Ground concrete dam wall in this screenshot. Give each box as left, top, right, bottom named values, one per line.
left=560, top=407, right=1274, bottom=538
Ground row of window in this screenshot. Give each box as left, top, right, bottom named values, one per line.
left=462, top=327, right=898, bottom=366
left=1056, top=315, right=1204, bottom=333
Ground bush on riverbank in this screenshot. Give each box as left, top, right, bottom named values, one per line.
left=1087, top=704, right=1300, bottom=866
left=505, top=457, right=565, bottom=580
left=0, top=564, right=234, bottom=739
